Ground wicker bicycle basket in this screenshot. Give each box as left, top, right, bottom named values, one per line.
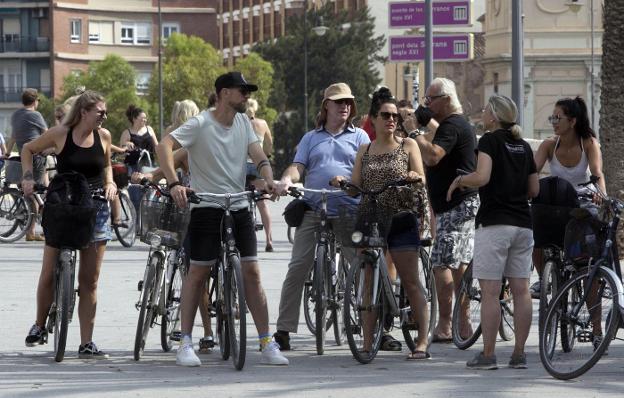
left=337, top=203, right=394, bottom=248
left=140, top=196, right=190, bottom=249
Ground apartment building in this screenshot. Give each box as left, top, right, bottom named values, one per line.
left=50, top=0, right=217, bottom=97
left=0, top=1, right=51, bottom=133
left=218, top=0, right=367, bottom=66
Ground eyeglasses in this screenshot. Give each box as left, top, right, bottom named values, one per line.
left=95, top=109, right=108, bottom=118
left=424, top=94, right=447, bottom=104
left=237, top=87, right=251, bottom=96
left=379, top=112, right=399, bottom=121
left=548, top=115, right=564, bottom=124
left=331, top=99, right=352, bottom=106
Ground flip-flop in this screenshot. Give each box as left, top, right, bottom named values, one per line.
left=432, top=334, right=452, bottom=343
left=406, top=350, right=432, bottom=360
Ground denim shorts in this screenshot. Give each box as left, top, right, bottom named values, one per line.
left=92, top=200, right=112, bottom=242
left=246, top=162, right=259, bottom=180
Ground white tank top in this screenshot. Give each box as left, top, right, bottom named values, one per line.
left=549, top=137, right=591, bottom=191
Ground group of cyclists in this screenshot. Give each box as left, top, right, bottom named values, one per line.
left=9, top=69, right=612, bottom=374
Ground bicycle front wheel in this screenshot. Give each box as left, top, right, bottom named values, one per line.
left=114, top=191, right=137, bottom=247
left=332, top=252, right=348, bottom=346
left=314, top=245, right=330, bottom=355
left=344, top=256, right=385, bottom=364
left=161, top=259, right=184, bottom=352
left=134, top=252, right=162, bottom=361
left=452, top=262, right=482, bottom=350
left=0, top=189, right=33, bottom=243
left=539, top=265, right=620, bottom=380
left=54, top=250, right=75, bottom=363
left=226, top=254, right=246, bottom=370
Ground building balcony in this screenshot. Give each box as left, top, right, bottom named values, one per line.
left=0, top=36, right=50, bottom=53
left=0, top=87, right=51, bottom=103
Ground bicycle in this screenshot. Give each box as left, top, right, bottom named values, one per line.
left=0, top=179, right=42, bottom=243
left=133, top=181, right=191, bottom=361
left=539, top=176, right=623, bottom=380
left=45, top=189, right=107, bottom=362
left=451, top=260, right=515, bottom=349
left=341, top=179, right=436, bottom=364
left=186, top=188, right=266, bottom=370
left=286, top=186, right=350, bottom=355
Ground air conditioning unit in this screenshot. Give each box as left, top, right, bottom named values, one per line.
left=34, top=8, right=48, bottom=18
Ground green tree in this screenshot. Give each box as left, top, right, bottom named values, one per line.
left=36, top=93, right=55, bottom=128
left=254, top=5, right=385, bottom=174
left=148, top=33, right=225, bottom=129
left=234, top=52, right=277, bottom=125
left=61, top=54, right=149, bottom=143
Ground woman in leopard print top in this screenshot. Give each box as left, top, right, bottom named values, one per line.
left=331, top=88, right=430, bottom=359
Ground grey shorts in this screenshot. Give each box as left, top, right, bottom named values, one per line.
left=431, top=195, right=479, bottom=269
left=473, top=225, right=534, bottom=280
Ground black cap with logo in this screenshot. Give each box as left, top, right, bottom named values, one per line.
left=215, top=71, right=258, bottom=94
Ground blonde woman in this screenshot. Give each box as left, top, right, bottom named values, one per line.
left=163, top=100, right=201, bottom=138
left=245, top=98, right=274, bottom=251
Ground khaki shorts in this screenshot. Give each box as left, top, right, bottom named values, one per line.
left=473, top=225, right=534, bottom=280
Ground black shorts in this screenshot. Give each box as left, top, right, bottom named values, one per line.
left=188, top=207, right=257, bottom=265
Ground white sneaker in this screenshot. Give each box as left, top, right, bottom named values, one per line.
left=176, top=337, right=201, bottom=367
left=260, top=341, right=289, bottom=365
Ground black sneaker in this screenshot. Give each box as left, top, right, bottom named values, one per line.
left=25, top=324, right=48, bottom=347
left=78, top=342, right=109, bottom=359
left=273, top=331, right=291, bottom=351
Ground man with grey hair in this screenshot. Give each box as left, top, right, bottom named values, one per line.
left=401, top=77, right=478, bottom=342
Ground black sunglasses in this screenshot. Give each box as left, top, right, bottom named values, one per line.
left=96, top=109, right=108, bottom=118
left=379, top=111, right=399, bottom=121
left=331, top=99, right=352, bottom=105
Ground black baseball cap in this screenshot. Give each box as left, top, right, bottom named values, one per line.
left=214, top=71, right=258, bottom=94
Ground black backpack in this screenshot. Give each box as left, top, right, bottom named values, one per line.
left=531, top=176, right=580, bottom=248
left=42, top=172, right=98, bottom=249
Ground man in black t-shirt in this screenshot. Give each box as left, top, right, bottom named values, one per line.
left=401, top=77, right=478, bottom=342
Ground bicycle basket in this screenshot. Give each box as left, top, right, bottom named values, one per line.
left=112, top=163, right=129, bottom=188
left=5, top=158, right=22, bottom=184
left=140, top=196, right=190, bottom=249
left=338, top=203, right=394, bottom=248
left=563, top=215, right=606, bottom=266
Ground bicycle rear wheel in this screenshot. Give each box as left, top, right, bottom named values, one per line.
left=344, top=256, right=384, bottom=364
left=332, top=252, right=348, bottom=346
left=0, top=189, right=33, bottom=243
left=54, top=250, right=75, bottom=363
left=452, top=262, right=482, bottom=350
left=161, top=256, right=184, bottom=352
left=499, top=279, right=515, bottom=341
left=226, top=254, right=246, bottom=370
left=314, top=245, right=330, bottom=355
left=134, top=252, right=162, bottom=360
left=114, top=191, right=137, bottom=247
left=403, top=246, right=437, bottom=351
left=539, top=260, right=559, bottom=337
left=539, top=265, right=620, bottom=380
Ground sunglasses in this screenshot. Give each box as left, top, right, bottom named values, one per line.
left=548, top=115, right=564, bottom=124
left=237, top=87, right=251, bottom=96
left=379, top=112, right=399, bottom=121
left=331, top=99, right=352, bottom=106
left=424, top=94, right=447, bottom=103
left=95, top=109, right=108, bottom=118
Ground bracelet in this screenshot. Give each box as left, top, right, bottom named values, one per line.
left=256, top=159, right=270, bottom=172
left=168, top=181, right=183, bottom=190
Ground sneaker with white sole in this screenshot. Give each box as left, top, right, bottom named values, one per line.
left=176, top=337, right=201, bottom=367
left=78, top=342, right=109, bottom=359
left=25, top=324, right=48, bottom=347
left=260, top=341, right=289, bottom=365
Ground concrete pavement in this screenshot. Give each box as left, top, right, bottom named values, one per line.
left=1, top=199, right=623, bottom=397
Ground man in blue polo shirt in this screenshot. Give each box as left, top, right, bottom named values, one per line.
left=273, top=83, right=370, bottom=349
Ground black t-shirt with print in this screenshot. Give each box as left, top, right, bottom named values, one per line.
left=476, top=129, right=537, bottom=229
left=426, top=114, right=477, bottom=214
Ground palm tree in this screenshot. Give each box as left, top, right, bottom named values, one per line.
left=600, top=0, right=624, bottom=195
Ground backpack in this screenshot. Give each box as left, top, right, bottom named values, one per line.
left=532, top=176, right=580, bottom=248
left=42, top=172, right=98, bottom=249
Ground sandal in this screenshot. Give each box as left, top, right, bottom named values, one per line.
left=199, top=336, right=215, bottom=352
left=406, top=350, right=431, bottom=360
left=380, top=334, right=402, bottom=351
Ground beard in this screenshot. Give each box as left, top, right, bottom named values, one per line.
left=233, top=101, right=248, bottom=114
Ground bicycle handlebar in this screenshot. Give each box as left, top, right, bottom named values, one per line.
left=339, top=179, right=413, bottom=196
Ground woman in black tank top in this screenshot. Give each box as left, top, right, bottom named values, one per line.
left=119, top=104, right=158, bottom=165
left=20, top=90, right=117, bottom=358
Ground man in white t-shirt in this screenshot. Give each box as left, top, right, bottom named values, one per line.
left=157, top=71, right=288, bottom=367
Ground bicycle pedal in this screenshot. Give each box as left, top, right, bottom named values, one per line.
left=577, top=330, right=593, bottom=343
left=137, top=280, right=143, bottom=291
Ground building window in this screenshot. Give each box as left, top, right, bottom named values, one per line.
left=89, top=21, right=114, bottom=44
left=162, top=23, right=180, bottom=40
left=70, top=19, right=81, bottom=43
left=453, top=6, right=468, bottom=21
left=122, top=22, right=151, bottom=45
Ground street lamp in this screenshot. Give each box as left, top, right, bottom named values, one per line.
left=303, top=1, right=328, bottom=132
left=157, top=0, right=164, bottom=140
left=566, top=0, right=595, bottom=130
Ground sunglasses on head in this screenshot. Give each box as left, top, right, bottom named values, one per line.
left=379, top=111, right=399, bottom=121
left=331, top=98, right=352, bottom=105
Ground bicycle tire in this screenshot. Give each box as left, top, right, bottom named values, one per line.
left=114, top=191, right=137, bottom=247
left=560, top=280, right=578, bottom=353
left=452, top=262, right=482, bottom=350
left=0, top=189, right=33, bottom=243
left=539, top=260, right=559, bottom=333
left=344, top=256, right=384, bottom=364
left=332, top=252, right=348, bottom=346
left=314, top=245, right=329, bottom=355
left=498, top=280, right=515, bottom=341
left=539, top=266, right=620, bottom=380
left=161, top=257, right=183, bottom=352
left=303, top=267, right=316, bottom=334
left=54, top=250, right=74, bottom=362
left=225, top=254, right=246, bottom=370
left=134, top=252, right=162, bottom=361
left=403, top=246, right=438, bottom=351
left=214, top=262, right=230, bottom=360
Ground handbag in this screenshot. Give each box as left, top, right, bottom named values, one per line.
left=283, top=199, right=310, bottom=228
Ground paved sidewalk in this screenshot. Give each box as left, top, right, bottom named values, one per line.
left=1, top=200, right=623, bottom=397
